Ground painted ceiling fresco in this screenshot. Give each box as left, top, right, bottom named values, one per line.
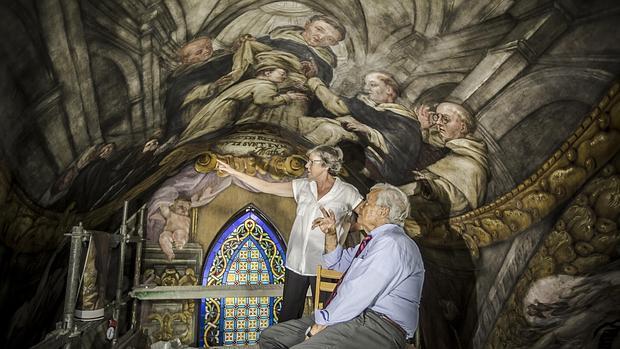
left=0, top=0, right=619, bottom=348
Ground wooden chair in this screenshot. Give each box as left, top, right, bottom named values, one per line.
left=313, top=265, right=343, bottom=310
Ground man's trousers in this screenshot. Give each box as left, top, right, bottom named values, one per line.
left=259, top=310, right=407, bottom=349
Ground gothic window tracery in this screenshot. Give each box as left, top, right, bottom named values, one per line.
left=199, top=205, right=286, bottom=347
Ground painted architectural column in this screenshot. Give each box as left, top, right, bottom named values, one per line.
left=36, top=0, right=102, bottom=151
left=139, top=0, right=177, bottom=135
left=442, top=1, right=576, bottom=199
left=82, top=0, right=176, bottom=142
left=31, top=87, right=75, bottom=170
left=83, top=0, right=144, bottom=141
left=449, top=1, right=574, bottom=113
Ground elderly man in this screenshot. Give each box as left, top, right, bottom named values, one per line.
left=399, top=102, right=489, bottom=218
left=302, top=72, right=423, bottom=185
left=258, top=183, right=424, bottom=349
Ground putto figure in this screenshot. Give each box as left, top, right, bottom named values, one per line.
left=159, top=198, right=191, bottom=261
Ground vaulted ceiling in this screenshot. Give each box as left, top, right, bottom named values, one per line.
left=0, top=0, right=619, bottom=348
left=158, top=0, right=620, bottom=202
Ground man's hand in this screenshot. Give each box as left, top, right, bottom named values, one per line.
left=286, top=91, right=309, bottom=101
left=341, top=120, right=370, bottom=135
left=232, top=33, right=255, bottom=50
left=414, top=104, right=435, bottom=130
left=312, top=207, right=338, bottom=253
left=301, top=60, right=318, bottom=78
left=305, top=324, right=327, bottom=340
left=411, top=170, right=428, bottom=181
left=312, top=206, right=336, bottom=236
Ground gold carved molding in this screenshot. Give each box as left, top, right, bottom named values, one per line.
left=486, top=152, right=620, bottom=348
left=146, top=267, right=198, bottom=344
left=194, top=152, right=306, bottom=179
left=84, top=130, right=307, bottom=227
left=413, top=82, right=620, bottom=258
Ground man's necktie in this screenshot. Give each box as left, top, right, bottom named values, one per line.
left=323, top=234, right=373, bottom=307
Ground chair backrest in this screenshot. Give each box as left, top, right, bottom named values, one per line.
left=314, top=265, right=344, bottom=310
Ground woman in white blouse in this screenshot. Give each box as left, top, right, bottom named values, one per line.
left=217, top=145, right=362, bottom=321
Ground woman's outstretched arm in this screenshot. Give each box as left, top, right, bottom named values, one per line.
left=217, top=160, right=294, bottom=197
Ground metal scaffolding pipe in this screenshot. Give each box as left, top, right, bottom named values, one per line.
left=63, top=224, right=86, bottom=349
left=112, top=201, right=129, bottom=345
left=130, top=206, right=146, bottom=330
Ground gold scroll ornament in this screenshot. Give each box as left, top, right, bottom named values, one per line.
left=194, top=151, right=306, bottom=179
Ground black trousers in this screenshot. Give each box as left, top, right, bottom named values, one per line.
left=278, top=268, right=316, bottom=322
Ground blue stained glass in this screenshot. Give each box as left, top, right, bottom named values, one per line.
left=199, top=205, right=286, bottom=347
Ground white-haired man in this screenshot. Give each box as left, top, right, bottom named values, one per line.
left=400, top=102, right=489, bottom=218
left=259, top=184, right=424, bottom=349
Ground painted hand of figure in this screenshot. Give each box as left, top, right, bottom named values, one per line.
left=232, top=33, right=255, bottom=50
left=293, top=82, right=307, bottom=90
left=414, top=104, right=434, bottom=129
left=411, top=170, right=426, bottom=181
left=286, top=91, right=309, bottom=101
left=341, top=120, right=369, bottom=135
left=311, top=206, right=337, bottom=236
left=301, top=60, right=318, bottom=78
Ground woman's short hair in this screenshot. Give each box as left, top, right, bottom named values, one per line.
left=306, top=145, right=344, bottom=176
left=371, top=183, right=410, bottom=226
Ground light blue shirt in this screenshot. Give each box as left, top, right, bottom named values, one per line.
left=314, top=224, right=425, bottom=338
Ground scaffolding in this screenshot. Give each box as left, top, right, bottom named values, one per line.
left=32, top=202, right=146, bottom=349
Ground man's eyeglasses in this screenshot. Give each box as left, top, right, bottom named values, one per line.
left=431, top=112, right=450, bottom=124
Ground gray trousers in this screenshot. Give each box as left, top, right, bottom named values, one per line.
left=258, top=310, right=406, bottom=349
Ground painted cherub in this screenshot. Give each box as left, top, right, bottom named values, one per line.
left=158, top=198, right=191, bottom=260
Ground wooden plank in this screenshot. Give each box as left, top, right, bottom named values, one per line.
left=320, top=269, right=343, bottom=279
left=319, top=283, right=337, bottom=292
left=130, top=284, right=286, bottom=300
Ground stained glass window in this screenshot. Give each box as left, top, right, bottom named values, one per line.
left=199, top=205, right=286, bottom=347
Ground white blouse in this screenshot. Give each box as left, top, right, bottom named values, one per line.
left=286, top=177, right=363, bottom=276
